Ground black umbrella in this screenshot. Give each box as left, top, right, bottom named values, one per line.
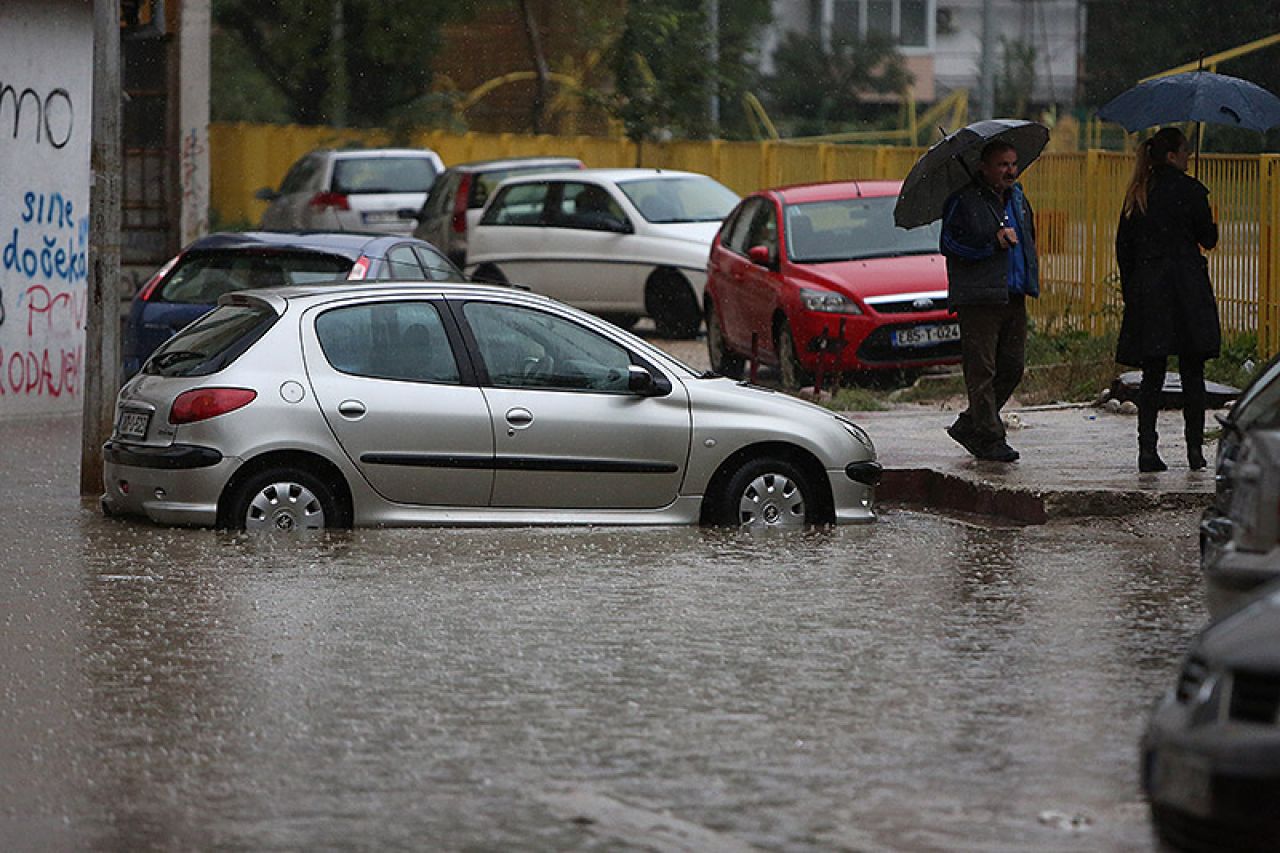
left=1097, top=70, right=1280, bottom=133
left=893, top=119, right=1050, bottom=229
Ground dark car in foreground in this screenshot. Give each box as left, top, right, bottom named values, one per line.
left=103, top=282, right=880, bottom=532
left=704, top=180, right=957, bottom=389
left=121, top=231, right=463, bottom=377
left=1201, top=353, right=1280, bottom=617
left=1142, top=578, right=1280, bottom=851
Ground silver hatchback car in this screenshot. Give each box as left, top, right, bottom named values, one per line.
left=102, top=283, right=880, bottom=531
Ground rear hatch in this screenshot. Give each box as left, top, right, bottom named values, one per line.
left=331, top=157, right=439, bottom=232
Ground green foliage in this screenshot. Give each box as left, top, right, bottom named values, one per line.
left=1204, top=332, right=1258, bottom=390
left=212, top=0, right=467, bottom=127
left=762, top=31, right=911, bottom=135
left=996, top=37, right=1036, bottom=119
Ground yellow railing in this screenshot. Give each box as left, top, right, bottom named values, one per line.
left=209, top=122, right=1279, bottom=355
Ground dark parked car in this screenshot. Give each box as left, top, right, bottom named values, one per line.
left=1142, top=577, right=1280, bottom=850
left=410, top=156, right=584, bottom=267
left=121, top=231, right=463, bottom=377
left=1200, top=353, right=1280, bottom=617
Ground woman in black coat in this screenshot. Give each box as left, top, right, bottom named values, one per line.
left=1116, top=127, right=1220, bottom=473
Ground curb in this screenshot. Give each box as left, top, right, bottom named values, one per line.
left=879, top=468, right=1211, bottom=525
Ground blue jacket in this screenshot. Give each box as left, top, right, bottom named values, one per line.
left=940, top=179, right=1039, bottom=308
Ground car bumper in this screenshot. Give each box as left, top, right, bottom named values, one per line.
left=1142, top=694, right=1280, bottom=849
left=102, top=440, right=236, bottom=527
left=789, top=311, right=961, bottom=372
left=831, top=464, right=878, bottom=524
left=1201, top=539, right=1280, bottom=620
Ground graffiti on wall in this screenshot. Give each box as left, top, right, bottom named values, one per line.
left=181, top=127, right=208, bottom=242
left=0, top=190, right=88, bottom=398
left=0, top=80, right=74, bottom=150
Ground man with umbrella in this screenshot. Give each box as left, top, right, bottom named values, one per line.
left=895, top=119, right=1048, bottom=463
left=938, top=139, right=1040, bottom=462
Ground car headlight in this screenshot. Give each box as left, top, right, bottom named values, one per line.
left=800, top=288, right=862, bottom=314
left=835, top=415, right=875, bottom=454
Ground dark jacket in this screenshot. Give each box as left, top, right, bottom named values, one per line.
left=940, top=179, right=1039, bottom=308
left=1115, top=164, right=1220, bottom=366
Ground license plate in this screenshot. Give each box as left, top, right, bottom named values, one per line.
left=1151, top=749, right=1211, bottom=817
left=892, top=323, right=960, bottom=348
left=118, top=411, right=150, bottom=439
left=361, top=210, right=404, bottom=224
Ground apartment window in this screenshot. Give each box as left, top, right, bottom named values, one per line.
left=831, top=0, right=932, bottom=49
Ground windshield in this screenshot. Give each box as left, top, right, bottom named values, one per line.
left=618, top=176, right=740, bottom=224
left=158, top=251, right=351, bottom=304
left=332, top=157, right=439, bottom=194
left=143, top=303, right=277, bottom=377
left=785, top=196, right=940, bottom=263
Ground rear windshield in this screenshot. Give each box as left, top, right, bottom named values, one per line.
left=332, top=157, right=439, bottom=194
left=158, top=251, right=351, bottom=304
left=143, top=303, right=277, bottom=378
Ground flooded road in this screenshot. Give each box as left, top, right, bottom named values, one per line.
left=0, top=416, right=1206, bottom=851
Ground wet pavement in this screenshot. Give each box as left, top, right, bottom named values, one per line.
left=0, top=413, right=1210, bottom=851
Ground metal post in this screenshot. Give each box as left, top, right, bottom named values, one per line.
left=978, top=0, right=996, bottom=120
left=707, top=0, right=720, bottom=134
left=81, top=0, right=123, bottom=496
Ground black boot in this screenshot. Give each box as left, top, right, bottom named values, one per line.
left=1185, top=406, right=1207, bottom=471
left=1138, top=399, right=1167, bottom=473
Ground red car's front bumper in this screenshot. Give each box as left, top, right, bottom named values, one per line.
left=787, top=308, right=961, bottom=372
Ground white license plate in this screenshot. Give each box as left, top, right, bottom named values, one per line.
left=1151, top=749, right=1211, bottom=817
left=361, top=211, right=404, bottom=224
left=892, top=323, right=960, bottom=348
left=118, top=411, right=150, bottom=439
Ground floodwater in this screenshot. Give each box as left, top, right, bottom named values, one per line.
left=0, top=416, right=1207, bottom=851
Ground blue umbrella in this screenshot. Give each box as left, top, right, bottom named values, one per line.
left=1098, top=70, right=1280, bottom=133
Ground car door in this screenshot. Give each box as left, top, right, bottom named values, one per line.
left=535, top=181, right=645, bottom=314
left=709, top=198, right=767, bottom=353
left=302, top=297, right=495, bottom=506
left=737, top=199, right=784, bottom=358
left=456, top=299, right=691, bottom=509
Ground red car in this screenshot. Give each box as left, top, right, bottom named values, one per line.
left=704, top=180, right=959, bottom=387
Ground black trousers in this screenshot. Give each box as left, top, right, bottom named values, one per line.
left=1138, top=355, right=1206, bottom=448
left=954, top=296, right=1027, bottom=446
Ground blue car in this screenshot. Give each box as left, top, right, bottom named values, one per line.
left=122, top=231, right=464, bottom=377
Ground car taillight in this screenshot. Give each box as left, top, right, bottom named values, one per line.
left=136, top=254, right=182, bottom=301
left=309, top=191, right=350, bottom=211
left=169, top=388, right=257, bottom=425
left=348, top=255, right=371, bottom=280
left=451, top=173, right=473, bottom=233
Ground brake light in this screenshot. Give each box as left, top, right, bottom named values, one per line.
left=451, top=173, right=473, bottom=233
left=348, top=255, right=371, bottom=280
left=136, top=254, right=181, bottom=302
left=169, top=388, right=257, bottom=425
left=309, top=191, right=350, bottom=211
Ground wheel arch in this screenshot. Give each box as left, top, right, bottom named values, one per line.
left=698, top=440, right=835, bottom=525
left=216, top=449, right=354, bottom=529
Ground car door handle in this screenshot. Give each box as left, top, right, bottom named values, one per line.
left=337, top=399, right=367, bottom=418
left=505, top=407, right=534, bottom=433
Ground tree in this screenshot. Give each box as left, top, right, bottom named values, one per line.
left=996, top=37, right=1036, bottom=119
left=212, top=0, right=468, bottom=127
left=762, top=31, right=911, bottom=136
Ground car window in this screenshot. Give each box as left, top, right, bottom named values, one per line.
left=723, top=198, right=764, bottom=254
left=471, top=163, right=582, bottom=209
left=481, top=181, right=552, bottom=226
left=744, top=202, right=778, bottom=255
left=420, top=172, right=456, bottom=218
left=331, top=157, right=439, bottom=194
left=785, top=196, right=941, bottom=263
left=315, top=300, right=460, bottom=384
left=386, top=245, right=426, bottom=280
left=144, top=303, right=277, bottom=377
left=463, top=301, right=632, bottom=392
left=556, top=182, right=629, bottom=231
left=617, top=175, right=739, bottom=223
left=413, top=246, right=461, bottom=281
left=157, top=251, right=352, bottom=304
left=279, top=156, right=321, bottom=194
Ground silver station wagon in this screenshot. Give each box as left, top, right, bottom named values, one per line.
left=102, top=283, right=881, bottom=531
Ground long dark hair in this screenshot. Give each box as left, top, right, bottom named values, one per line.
left=1121, top=127, right=1186, bottom=217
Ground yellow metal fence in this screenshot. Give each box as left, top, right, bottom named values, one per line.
left=209, top=123, right=1280, bottom=355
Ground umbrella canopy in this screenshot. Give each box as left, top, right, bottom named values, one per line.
left=1097, top=70, right=1280, bottom=133
left=893, top=119, right=1050, bottom=229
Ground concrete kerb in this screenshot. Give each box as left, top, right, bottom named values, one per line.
left=848, top=403, right=1219, bottom=525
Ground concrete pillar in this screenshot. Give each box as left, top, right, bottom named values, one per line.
left=176, top=0, right=211, bottom=245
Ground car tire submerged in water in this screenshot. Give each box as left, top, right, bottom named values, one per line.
left=706, top=301, right=745, bottom=379
left=226, top=467, right=347, bottom=531
left=713, top=456, right=817, bottom=528
left=646, top=270, right=702, bottom=339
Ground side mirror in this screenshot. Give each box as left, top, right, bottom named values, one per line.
left=627, top=364, right=668, bottom=397
left=747, top=244, right=773, bottom=267
left=254, top=187, right=279, bottom=202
